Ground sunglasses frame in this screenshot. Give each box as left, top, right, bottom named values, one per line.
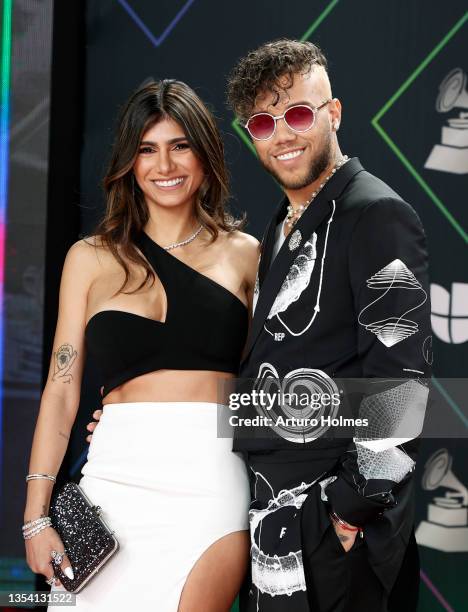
left=244, top=99, right=332, bottom=141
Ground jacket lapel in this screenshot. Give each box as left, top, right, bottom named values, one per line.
left=242, top=157, right=364, bottom=364
left=244, top=196, right=331, bottom=360
left=257, top=197, right=288, bottom=289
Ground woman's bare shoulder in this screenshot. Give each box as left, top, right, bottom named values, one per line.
left=64, top=235, right=112, bottom=280
left=221, top=231, right=260, bottom=287
left=79, top=234, right=107, bottom=251
left=224, top=230, right=260, bottom=258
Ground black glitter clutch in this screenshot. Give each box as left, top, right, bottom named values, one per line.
left=49, top=481, right=119, bottom=593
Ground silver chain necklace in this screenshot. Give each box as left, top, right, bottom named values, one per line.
left=286, top=155, right=349, bottom=228
left=163, top=225, right=204, bottom=251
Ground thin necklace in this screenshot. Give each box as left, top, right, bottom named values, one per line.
left=286, top=155, right=349, bottom=228
left=163, top=225, right=203, bottom=251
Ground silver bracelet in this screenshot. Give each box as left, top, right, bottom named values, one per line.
left=22, top=516, right=51, bottom=530
left=26, top=473, right=56, bottom=483
left=23, top=519, right=52, bottom=536
left=23, top=516, right=51, bottom=529
left=23, top=518, right=52, bottom=540
left=23, top=522, right=51, bottom=537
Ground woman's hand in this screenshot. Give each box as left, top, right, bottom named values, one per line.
left=25, top=526, right=74, bottom=587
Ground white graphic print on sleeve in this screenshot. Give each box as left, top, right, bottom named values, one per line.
left=357, top=259, right=428, bottom=347
left=351, top=379, right=429, bottom=492
left=354, top=378, right=429, bottom=453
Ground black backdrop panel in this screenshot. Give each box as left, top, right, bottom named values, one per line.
left=76, top=2, right=468, bottom=610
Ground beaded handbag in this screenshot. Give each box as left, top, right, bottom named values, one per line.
left=49, top=481, right=119, bottom=592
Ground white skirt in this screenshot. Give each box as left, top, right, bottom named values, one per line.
left=49, top=402, right=250, bottom=611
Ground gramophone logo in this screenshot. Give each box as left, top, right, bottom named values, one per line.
left=430, top=282, right=468, bottom=344
left=416, top=449, right=468, bottom=552
left=424, top=68, right=468, bottom=174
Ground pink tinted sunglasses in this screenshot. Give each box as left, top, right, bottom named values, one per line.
left=244, top=99, right=332, bottom=141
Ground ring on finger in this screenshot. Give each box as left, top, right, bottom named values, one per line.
left=45, top=575, right=56, bottom=586
left=50, top=549, right=66, bottom=565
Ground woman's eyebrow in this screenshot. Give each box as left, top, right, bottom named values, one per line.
left=140, top=137, right=188, bottom=146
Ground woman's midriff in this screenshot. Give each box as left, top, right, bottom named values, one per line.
left=102, top=369, right=236, bottom=405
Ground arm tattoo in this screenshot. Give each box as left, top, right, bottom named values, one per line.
left=25, top=504, right=49, bottom=523
left=52, top=343, right=77, bottom=383
left=58, top=430, right=69, bottom=441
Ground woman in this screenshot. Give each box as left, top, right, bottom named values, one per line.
left=23, top=79, right=259, bottom=611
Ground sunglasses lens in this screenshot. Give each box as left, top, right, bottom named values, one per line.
left=247, top=114, right=275, bottom=140
left=285, top=106, right=315, bottom=132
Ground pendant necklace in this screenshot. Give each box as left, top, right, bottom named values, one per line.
left=285, top=155, right=349, bottom=229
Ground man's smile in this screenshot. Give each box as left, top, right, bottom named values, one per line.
left=274, top=147, right=306, bottom=162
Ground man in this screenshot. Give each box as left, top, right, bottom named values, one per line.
left=224, top=39, right=430, bottom=612
left=87, top=39, right=431, bottom=611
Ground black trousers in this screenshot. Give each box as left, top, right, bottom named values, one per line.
left=302, top=493, right=420, bottom=612
left=302, top=521, right=387, bottom=611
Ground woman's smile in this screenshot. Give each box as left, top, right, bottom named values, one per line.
left=151, top=176, right=187, bottom=190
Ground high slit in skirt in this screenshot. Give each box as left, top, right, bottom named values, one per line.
left=48, top=402, right=251, bottom=611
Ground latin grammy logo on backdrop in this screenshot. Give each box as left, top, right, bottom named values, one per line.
left=430, top=282, right=468, bottom=344
left=416, top=449, right=468, bottom=552
left=424, top=68, right=468, bottom=174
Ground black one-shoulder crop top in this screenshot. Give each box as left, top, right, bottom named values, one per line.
left=85, top=230, right=249, bottom=397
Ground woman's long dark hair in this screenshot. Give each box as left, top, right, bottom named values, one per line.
left=90, top=79, right=243, bottom=295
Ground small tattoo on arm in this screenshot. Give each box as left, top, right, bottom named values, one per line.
left=52, top=343, right=77, bottom=383
left=58, top=430, right=69, bottom=441
left=25, top=505, right=49, bottom=524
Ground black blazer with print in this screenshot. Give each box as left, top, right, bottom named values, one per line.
left=234, top=157, right=431, bottom=590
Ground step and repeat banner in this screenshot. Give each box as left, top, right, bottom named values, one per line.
left=0, top=1, right=466, bottom=610
left=78, top=2, right=467, bottom=610
left=0, top=0, right=54, bottom=598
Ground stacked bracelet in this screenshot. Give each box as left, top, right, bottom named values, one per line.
left=22, top=516, right=52, bottom=540
left=26, top=473, right=56, bottom=483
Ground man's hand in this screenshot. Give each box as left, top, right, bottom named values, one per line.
left=329, top=511, right=360, bottom=552
left=331, top=520, right=358, bottom=552
left=85, top=386, right=104, bottom=444
left=85, top=409, right=103, bottom=443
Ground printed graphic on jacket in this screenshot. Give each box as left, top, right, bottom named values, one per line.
left=249, top=468, right=324, bottom=607
left=264, top=202, right=336, bottom=338
left=357, top=258, right=428, bottom=348
left=253, top=362, right=340, bottom=443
